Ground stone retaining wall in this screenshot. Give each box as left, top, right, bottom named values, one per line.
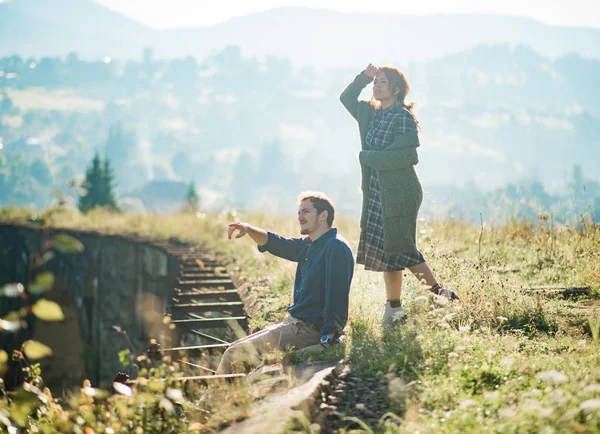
left=0, top=223, right=179, bottom=389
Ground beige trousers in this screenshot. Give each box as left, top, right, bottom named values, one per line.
left=216, top=314, right=321, bottom=374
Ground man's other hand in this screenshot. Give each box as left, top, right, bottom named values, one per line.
left=228, top=222, right=248, bottom=240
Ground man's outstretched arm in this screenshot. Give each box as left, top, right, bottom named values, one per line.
left=228, top=221, right=306, bottom=262
left=228, top=222, right=268, bottom=246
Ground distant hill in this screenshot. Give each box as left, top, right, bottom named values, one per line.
left=0, top=0, right=152, bottom=59
left=1, top=1, right=599, bottom=65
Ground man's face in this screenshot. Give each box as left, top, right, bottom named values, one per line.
left=297, top=199, right=321, bottom=235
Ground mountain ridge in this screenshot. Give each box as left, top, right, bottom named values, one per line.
left=1, top=3, right=599, bottom=65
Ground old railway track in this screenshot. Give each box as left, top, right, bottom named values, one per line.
left=153, top=244, right=249, bottom=381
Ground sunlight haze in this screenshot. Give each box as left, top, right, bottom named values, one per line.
left=94, top=0, right=600, bottom=29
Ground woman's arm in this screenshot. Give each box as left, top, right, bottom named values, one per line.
left=359, top=147, right=419, bottom=170
left=359, top=116, right=421, bottom=170
left=340, top=64, right=377, bottom=120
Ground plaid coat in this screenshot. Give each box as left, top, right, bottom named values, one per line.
left=340, top=73, right=423, bottom=256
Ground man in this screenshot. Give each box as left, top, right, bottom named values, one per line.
left=216, top=191, right=354, bottom=374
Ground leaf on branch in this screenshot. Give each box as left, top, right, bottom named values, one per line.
left=29, top=273, right=55, bottom=295
left=0, top=350, right=8, bottom=375
left=35, top=251, right=55, bottom=268
left=32, top=300, right=65, bottom=321
left=118, top=349, right=133, bottom=369
left=52, top=234, right=84, bottom=254
left=22, top=340, right=53, bottom=360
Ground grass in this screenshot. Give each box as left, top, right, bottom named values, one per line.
left=1, top=207, right=600, bottom=432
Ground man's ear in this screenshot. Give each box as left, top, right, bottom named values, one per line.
left=319, top=210, right=328, bottom=223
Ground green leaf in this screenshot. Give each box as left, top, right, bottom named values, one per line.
left=29, top=273, right=55, bottom=295
left=52, top=234, right=84, bottom=254
left=3, top=311, right=21, bottom=321
left=35, top=251, right=55, bottom=267
left=32, top=300, right=65, bottom=321
left=118, top=349, right=133, bottom=369
left=9, top=402, right=31, bottom=428
left=0, top=350, right=8, bottom=376
left=148, top=379, right=165, bottom=393
left=22, top=382, right=48, bottom=404
left=22, top=340, right=53, bottom=360
left=10, top=384, right=46, bottom=427
left=0, top=283, right=24, bottom=298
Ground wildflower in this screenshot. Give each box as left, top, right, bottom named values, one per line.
left=580, top=399, right=600, bottom=412
left=484, top=391, right=500, bottom=401
left=435, top=295, right=450, bottom=306
left=498, top=407, right=517, bottom=419
left=442, top=313, right=455, bottom=322
left=388, top=377, right=409, bottom=402
left=160, top=398, right=174, bottom=413
left=583, top=384, right=600, bottom=394
left=499, top=356, right=515, bottom=370
left=459, top=399, right=476, bottom=409
left=414, top=296, right=428, bottom=304
left=535, top=370, right=568, bottom=385
left=166, top=388, right=184, bottom=404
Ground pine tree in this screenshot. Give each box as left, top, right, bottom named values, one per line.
left=182, top=182, right=200, bottom=213
left=78, top=153, right=103, bottom=213
left=102, top=158, right=119, bottom=210
left=78, top=153, right=119, bottom=213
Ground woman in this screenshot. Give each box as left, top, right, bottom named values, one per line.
left=340, top=64, right=458, bottom=328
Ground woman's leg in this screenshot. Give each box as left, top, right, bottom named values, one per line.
left=383, top=270, right=403, bottom=300
left=382, top=270, right=405, bottom=327
left=408, top=262, right=437, bottom=289
left=409, top=262, right=460, bottom=300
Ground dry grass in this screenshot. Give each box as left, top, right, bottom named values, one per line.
left=2, top=207, right=600, bottom=432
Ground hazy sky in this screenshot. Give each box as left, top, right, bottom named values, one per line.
left=95, top=0, right=600, bottom=29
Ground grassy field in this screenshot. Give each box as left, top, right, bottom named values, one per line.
left=1, top=207, right=599, bottom=432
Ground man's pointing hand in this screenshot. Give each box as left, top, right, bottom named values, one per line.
left=228, top=222, right=248, bottom=240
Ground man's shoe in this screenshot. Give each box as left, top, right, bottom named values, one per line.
left=381, top=302, right=406, bottom=328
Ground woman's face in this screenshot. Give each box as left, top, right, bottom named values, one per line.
left=373, top=71, right=397, bottom=103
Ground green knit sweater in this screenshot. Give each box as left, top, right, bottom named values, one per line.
left=340, top=74, right=423, bottom=255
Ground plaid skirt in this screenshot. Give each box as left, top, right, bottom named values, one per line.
left=357, top=169, right=425, bottom=272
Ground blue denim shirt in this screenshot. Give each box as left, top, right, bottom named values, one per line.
left=258, top=228, right=354, bottom=336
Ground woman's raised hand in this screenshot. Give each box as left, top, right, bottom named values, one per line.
left=362, top=64, right=378, bottom=79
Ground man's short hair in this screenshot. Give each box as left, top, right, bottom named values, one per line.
left=298, top=191, right=335, bottom=227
